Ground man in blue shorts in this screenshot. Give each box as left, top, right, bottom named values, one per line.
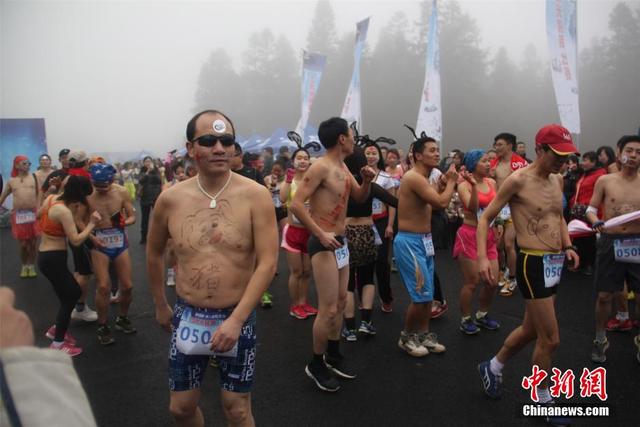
left=147, top=110, right=278, bottom=426
left=394, top=136, right=458, bottom=357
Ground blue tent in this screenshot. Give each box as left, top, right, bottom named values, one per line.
left=242, top=126, right=324, bottom=155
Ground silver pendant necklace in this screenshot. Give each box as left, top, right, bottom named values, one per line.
left=196, top=172, right=232, bottom=208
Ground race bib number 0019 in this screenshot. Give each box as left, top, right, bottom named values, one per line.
left=614, top=238, right=640, bottom=264
left=422, top=233, right=435, bottom=257
left=176, top=307, right=238, bottom=357
left=335, top=242, right=350, bottom=270
left=95, top=229, right=125, bottom=249
left=543, top=254, right=565, bottom=288
left=15, top=209, right=36, bottom=225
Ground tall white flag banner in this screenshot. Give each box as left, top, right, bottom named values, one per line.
left=546, top=0, right=580, bottom=134
left=341, top=17, right=370, bottom=128
left=295, top=50, right=327, bottom=137
left=416, top=0, right=442, bottom=144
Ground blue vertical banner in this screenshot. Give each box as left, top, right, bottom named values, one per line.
left=341, top=17, right=370, bottom=129
left=416, top=0, right=442, bottom=149
left=546, top=0, right=580, bottom=136
left=295, top=50, right=327, bottom=138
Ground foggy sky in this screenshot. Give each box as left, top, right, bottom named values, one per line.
left=2, top=0, right=624, bottom=161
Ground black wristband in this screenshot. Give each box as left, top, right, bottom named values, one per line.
left=591, top=220, right=605, bottom=230
left=563, top=245, right=578, bottom=252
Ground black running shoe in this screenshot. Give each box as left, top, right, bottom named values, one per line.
left=323, top=354, right=357, bottom=380
left=114, top=315, right=137, bottom=334
left=305, top=362, right=340, bottom=392
left=97, top=325, right=115, bottom=346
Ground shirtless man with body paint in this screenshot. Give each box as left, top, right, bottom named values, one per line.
left=290, top=117, right=375, bottom=393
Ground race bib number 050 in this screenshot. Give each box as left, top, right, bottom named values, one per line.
left=543, top=254, right=565, bottom=288
left=176, top=307, right=238, bottom=357
left=614, top=238, right=640, bottom=264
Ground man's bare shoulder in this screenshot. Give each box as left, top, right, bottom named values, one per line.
left=502, top=168, right=527, bottom=187
left=160, top=178, right=195, bottom=202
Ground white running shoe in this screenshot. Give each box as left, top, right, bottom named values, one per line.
left=71, top=306, right=98, bottom=322
left=398, top=331, right=429, bottom=357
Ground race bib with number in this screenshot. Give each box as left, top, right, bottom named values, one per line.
left=271, top=192, right=282, bottom=208
left=422, top=233, right=435, bottom=257
left=15, top=209, right=36, bottom=224
left=371, top=198, right=383, bottom=215
left=372, top=225, right=383, bottom=246
left=176, top=307, right=238, bottom=357
left=614, top=237, right=640, bottom=264
left=335, top=241, right=350, bottom=269
left=543, top=254, right=565, bottom=288
left=95, top=228, right=125, bottom=249
left=498, top=205, right=511, bottom=221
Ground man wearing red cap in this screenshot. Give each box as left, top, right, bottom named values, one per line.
left=0, top=156, right=40, bottom=278
left=586, top=135, right=640, bottom=364
left=490, top=133, right=529, bottom=297
left=476, top=124, right=579, bottom=424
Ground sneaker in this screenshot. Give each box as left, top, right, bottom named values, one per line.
left=323, top=354, right=357, bottom=379
left=19, top=265, right=29, bottom=278
left=166, top=268, right=176, bottom=287
left=381, top=302, right=393, bottom=313
left=497, top=270, right=507, bottom=288
left=261, top=291, right=273, bottom=308
left=541, top=400, right=571, bottom=427
left=475, top=314, right=500, bottom=330
left=71, top=306, right=98, bottom=322
left=477, top=360, right=502, bottom=399
left=45, top=326, right=77, bottom=345
left=397, top=331, right=429, bottom=357
left=301, top=303, right=318, bottom=316
left=358, top=321, right=377, bottom=336
left=97, top=325, right=115, bottom=345
left=431, top=301, right=448, bottom=319
left=499, top=278, right=517, bottom=296
left=591, top=338, right=609, bottom=363
left=460, top=318, right=480, bottom=335
left=305, top=362, right=340, bottom=392
left=289, top=305, right=308, bottom=320
left=114, top=315, right=137, bottom=334
left=27, top=265, right=37, bottom=278
left=606, top=318, right=632, bottom=331
left=110, top=290, right=121, bottom=304
left=49, top=341, right=82, bottom=357
left=341, top=327, right=357, bottom=342
left=418, top=332, right=446, bottom=353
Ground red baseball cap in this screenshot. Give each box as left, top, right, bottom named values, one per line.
left=535, top=124, right=578, bottom=155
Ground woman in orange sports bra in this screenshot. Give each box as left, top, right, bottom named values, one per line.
left=454, top=150, right=501, bottom=336
left=38, top=175, right=101, bottom=357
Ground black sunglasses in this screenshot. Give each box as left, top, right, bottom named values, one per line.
left=191, top=134, right=236, bottom=147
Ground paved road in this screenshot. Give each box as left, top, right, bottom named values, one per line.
left=1, top=223, right=637, bottom=426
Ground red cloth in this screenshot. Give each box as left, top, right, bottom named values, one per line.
left=68, top=167, right=91, bottom=178
left=490, top=152, right=528, bottom=172
left=11, top=155, right=28, bottom=177
left=571, top=168, right=606, bottom=210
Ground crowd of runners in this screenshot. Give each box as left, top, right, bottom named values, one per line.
left=1, top=109, right=639, bottom=427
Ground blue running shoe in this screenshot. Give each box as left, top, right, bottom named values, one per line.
left=477, top=360, right=502, bottom=399
left=358, top=321, right=377, bottom=336
left=341, top=327, right=357, bottom=342
left=542, top=400, right=571, bottom=427
left=475, top=314, right=500, bottom=330
left=460, top=318, right=480, bottom=335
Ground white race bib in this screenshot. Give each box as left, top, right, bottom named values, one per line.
left=176, top=307, right=238, bottom=357
left=543, top=254, right=565, bottom=288
left=614, top=238, right=640, bottom=264
left=95, top=228, right=125, bottom=249
left=422, top=233, right=435, bottom=257
left=335, top=241, right=350, bottom=269
left=272, top=192, right=282, bottom=208
left=372, top=198, right=383, bottom=215
left=498, top=205, right=511, bottom=221
left=15, top=209, right=36, bottom=225
left=372, top=225, right=383, bottom=246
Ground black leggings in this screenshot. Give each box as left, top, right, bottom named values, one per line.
left=38, top=250, right=82, bottom=341
left=374, top=217, right=393, bottom=303
left=348, top=263, right=375, bottom=293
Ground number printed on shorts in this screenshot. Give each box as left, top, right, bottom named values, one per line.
left=335, top=242, right=350, bottom=270
left=614, top=238, right=640, bottom=264
left=543, top=254, right=565, bottom=288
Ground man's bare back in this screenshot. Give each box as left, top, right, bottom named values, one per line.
left=157, top=174, right=268, bottom=309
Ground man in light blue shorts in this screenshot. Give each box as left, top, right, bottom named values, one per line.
left=393, top=136, right=458, bottom=357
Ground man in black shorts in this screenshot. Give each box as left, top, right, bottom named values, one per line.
left=586, top=135, right=640, bottom=363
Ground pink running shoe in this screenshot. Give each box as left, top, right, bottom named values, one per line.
left=289, top=305, right=308, bottom=320
left=301, top=303, right=318, bottom=316
left=45, top=326, right=77, bottom=345
left=49, top=341, right=82, bottom=357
